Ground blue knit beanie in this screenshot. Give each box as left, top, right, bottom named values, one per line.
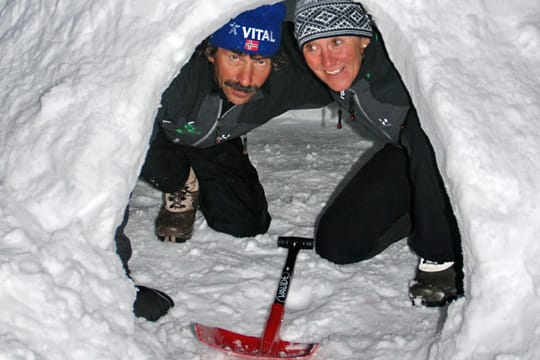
left=210, top=2, right=287, bottom=57
left=294, top=0, right=372, bottom=48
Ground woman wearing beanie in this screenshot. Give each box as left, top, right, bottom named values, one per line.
left=294, top=0, right=463, bottom=307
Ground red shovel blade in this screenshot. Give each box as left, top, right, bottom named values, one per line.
left=195, top=323, right=319, bottom=359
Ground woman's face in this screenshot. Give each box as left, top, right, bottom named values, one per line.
left=302, top=36, right=371, bottom=92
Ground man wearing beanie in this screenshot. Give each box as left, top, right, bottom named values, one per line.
left=114, top=2, right=333, bottom=320
left=294, top=0, right=463, bottom=307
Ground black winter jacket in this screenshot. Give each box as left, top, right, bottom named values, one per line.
left=332, top=29, right=411, bottom=144
left=153, top=22, right=332, bottom=149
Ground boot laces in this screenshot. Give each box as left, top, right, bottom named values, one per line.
left=166, top=188, right=188, bottom=210
left=163, top=168, right=198, bottom=213
left=164, top=183, right=196, bottom=213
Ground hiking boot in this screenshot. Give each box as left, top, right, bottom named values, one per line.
left=409, top=258, right=460, bottom=307
left=155, top=167, right=199, bottom=242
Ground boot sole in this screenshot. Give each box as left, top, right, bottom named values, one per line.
left=157, top=234, right=191, bottom=243
left=410, top=293, right=462, bottom=307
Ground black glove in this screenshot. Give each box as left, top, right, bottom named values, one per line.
left=133, top=285, right=174, bottom=321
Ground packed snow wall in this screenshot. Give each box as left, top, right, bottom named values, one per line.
left=365, top=1, right=540, bottom=359
left=0, top=0, right=268, bottom=358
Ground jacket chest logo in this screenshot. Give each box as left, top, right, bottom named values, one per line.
left=378, top=118, right=391, bottom=127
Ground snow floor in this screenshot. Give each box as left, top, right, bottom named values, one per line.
left=127, top=112, right=448, bottom=359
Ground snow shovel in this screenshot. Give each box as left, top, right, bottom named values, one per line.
left=195, top=236, right=318, bottom=359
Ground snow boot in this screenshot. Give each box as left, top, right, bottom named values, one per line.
left=409, top=258, right=460, bottom=307
left=155, top=167, right=199, bottom=242
left=133, top=285, right=174, bottom=321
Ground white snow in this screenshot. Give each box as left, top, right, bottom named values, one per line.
left=0, top=0, right=539, bottom=359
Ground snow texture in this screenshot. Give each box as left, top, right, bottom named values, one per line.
left=0, top=0, right=539, bottom=359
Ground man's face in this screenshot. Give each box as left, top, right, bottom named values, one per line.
left=208, top=48, right=273, bottom=105
left=302, top=36, right=371, bottom=92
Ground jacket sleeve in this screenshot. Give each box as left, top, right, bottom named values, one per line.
left=154, top=57, right=195, bottom=129
left=153, top=55, right=219, bottom=146
left=280, top=21, right=333, bottom=110
left=254, top=22, right=333, bottom=121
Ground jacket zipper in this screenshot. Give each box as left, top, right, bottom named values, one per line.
left=350, top=90, right=394, bottom=142
left=192, top=99, right=221, bottom=147
left=215, top=99, right=237, bottom=143
left=192, top=98, right=237, bottom=147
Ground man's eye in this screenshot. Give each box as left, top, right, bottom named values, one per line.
left=304, top=44, right=317, bottom=52
left=333, top=39, right=343, bottom=46
left=230, top=54, right=239, bottom=60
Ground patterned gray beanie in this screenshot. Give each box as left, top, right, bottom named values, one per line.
left=294, top=0, right=373, bottom=48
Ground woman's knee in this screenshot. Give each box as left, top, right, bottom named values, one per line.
left=315, top=210, right=409, bottom=264
left=315, top=218, right=376, bottom=265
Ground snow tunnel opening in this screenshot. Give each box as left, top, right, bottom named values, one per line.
left=124, top=1, right=462, bottom=334
left=128, top=0, right=463, bottom=287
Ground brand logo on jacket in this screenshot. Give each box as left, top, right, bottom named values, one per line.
left=378, top=118, right=391, bottom=127
left=216, top=133, right=231, bottom=144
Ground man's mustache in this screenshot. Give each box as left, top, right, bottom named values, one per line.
left=224, top=80, right=258, bottom=94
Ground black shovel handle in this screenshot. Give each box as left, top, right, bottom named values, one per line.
left=260, top=236, right=314, bottom=354
left=277, top=236, right=314, bottom=251
left=274, top=236, right=314, bottom=305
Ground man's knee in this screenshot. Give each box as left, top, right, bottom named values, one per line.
left=140, top=147, right=190, bottom=193
left=206, top=209, right=271, bottom=237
